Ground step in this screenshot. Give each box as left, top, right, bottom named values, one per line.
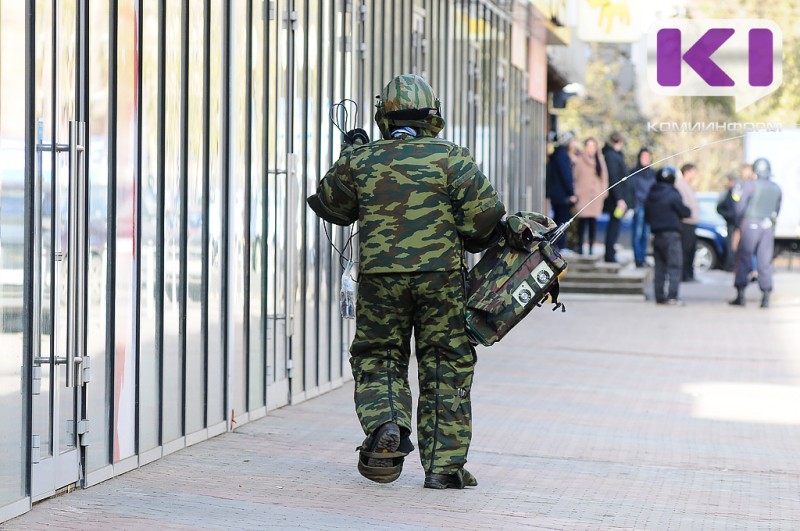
left=559, top=282, right=647, bottom=295
left=564, top=254, right=632, bottom=269
left=564, top=253, right=603, bottom=263
left=562, top=275, right=647, bottom=286
left=564, top=269, right=650, bottom=280
left=569, top=262, right=625, bottom=274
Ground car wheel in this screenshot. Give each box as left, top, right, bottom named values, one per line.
left=694, top=239, right=717, bottom=274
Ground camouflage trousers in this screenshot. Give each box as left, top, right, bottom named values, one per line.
left=350, top=270, right=476, bottom=475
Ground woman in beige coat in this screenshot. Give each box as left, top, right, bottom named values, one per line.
left=573, top=137, right=609, bottom=255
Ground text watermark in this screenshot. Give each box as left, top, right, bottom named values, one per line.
left=647, top=121, right=783, bottom=133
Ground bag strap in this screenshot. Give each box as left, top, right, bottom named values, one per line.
left=549, top=280, right=566, bottom=313
left=533, top=279, right=565, bottom=313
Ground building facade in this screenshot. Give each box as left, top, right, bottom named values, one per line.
left=0, top=0, right=560, bottom=520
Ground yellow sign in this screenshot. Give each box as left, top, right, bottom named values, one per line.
left=577, top=0, right=644, bottom=42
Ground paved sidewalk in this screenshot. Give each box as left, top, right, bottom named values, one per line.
left=6, top=270, right=800, bottom=530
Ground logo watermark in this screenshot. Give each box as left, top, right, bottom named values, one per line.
left=647, top=121, right=783, bottom=133
left=647, top=19, right=783, bottom=111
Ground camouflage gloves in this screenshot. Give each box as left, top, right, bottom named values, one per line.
left=501, top=212, right=559, bottom=252
left=500, top=219, right=534, bottom=251
left=463, top=212, right=558, bottom=254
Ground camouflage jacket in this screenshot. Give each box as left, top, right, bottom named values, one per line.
left=307, top=137, right=506, bottom=273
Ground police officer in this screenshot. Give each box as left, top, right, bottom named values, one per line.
left=308, top=74, right=511, bottom=489
left=730, top=158, right=782, bottom=308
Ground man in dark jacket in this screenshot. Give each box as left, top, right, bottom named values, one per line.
left=601, top=131, right=629, bottom=263
left=631, top=147, right=656, bottom=267
left=716, top=172, right=739, bottom=271
left=546, top=131, right=577, bottom=249
left=644, top=166, right=691, bottom=305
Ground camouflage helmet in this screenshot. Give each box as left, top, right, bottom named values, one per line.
left=374, top=74, right=445, bottom=139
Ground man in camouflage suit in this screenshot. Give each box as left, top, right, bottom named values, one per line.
left=307, top=74, right=508, bottom=489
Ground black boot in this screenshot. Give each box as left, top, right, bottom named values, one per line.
left=424, top=468, right=478, bottom=489
left=760, top=290, right=770, bottom=308
left=729, top=287, right=746, bottom=306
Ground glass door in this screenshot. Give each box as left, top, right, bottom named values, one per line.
left=265, top=0, right=292, bottom=410
left=31, top=0, right=88, bottom=501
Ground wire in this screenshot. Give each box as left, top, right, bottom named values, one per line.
left=321, top=99, right=363, bottom=273
left=328, top=99, right=360, bottom=138
left=342, top=226, right=359, bottom=265
left=323, top=221, right=360, bottom=269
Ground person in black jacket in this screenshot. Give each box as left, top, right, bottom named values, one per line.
left=546, top=131, right=578, bottom=249
left=601, top=131, right=629, bottom=263
left=631, top=147, right=656, bottom=267
left=716, top=172, right=739, bottom=272
left=645, top=165, right=691, bottom=305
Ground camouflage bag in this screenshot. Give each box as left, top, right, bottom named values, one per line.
left=465, top=211, right=568, bottom=347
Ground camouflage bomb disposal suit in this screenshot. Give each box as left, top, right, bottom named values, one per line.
left=307, top=109, right=504, bottom=477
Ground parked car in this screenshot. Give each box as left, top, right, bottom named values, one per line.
left=694, top=192, right=728, bottom=273
left=594, top=191, right=728, bottom=274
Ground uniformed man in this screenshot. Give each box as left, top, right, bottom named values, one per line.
left=307, top=74, right=511, bottom=489
left=729, top=158, right=782, bottom=308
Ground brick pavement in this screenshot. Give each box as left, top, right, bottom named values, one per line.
left=5, top=269, right=800, bottom=530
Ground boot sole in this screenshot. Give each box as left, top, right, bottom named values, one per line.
left=366, top=423, right=400, bottom=468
